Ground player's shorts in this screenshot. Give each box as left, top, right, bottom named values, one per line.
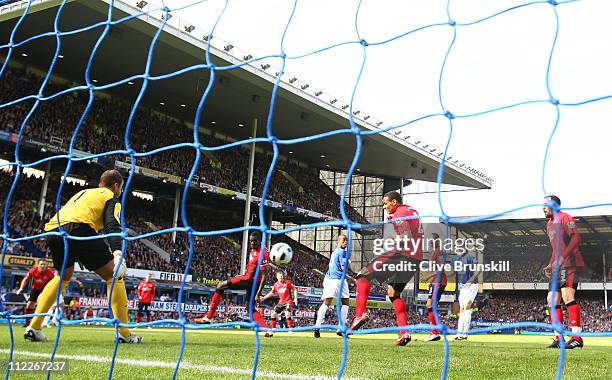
left=357, top=252, right=420, bottom=293
left=137, top=302, right=151, bottom=314
left=321, top=278, right=350, bottom=299
left=28, top=288, right=44, bottom=303
left=226, top=275, right=261, bottom=294
left=548, top=267, right=581, bottom=291
left=458, top=283, right=479, bottom=306
left=45, top=223, right=113, bottom=272
left=428, top=282, right=447, bottom=301
left=274, top=303, right=292, bottom=314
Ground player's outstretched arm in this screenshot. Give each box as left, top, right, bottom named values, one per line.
left=16, top=272, right=32, bottom=294
left=260, top=289, right=274, bottom=303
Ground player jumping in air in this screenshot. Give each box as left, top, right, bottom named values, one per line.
left=454, top=250, right=480, bottom=340
left=425, top=233, right=448, bottom=342
left=24, top=170, right=141, bottom=343
left=136, top=273, right=156, bottom=328
left=16, top=259, right=54, bottom=327
left=349, top=191, right=423, bottom=346
left=194, top=232, right=271, bottom=336
left=313, top=234, right=351, bottom=338
left=543, top=195, right=584, bottom=349
left=259, top=271, right=298, bottom=334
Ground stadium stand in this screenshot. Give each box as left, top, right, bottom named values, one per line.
left=0, top=67, right=368, bottom=223
left=0, top=171, right=362, bottom=288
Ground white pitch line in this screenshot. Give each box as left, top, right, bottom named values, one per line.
left=0, top=349, right=367, bottom=380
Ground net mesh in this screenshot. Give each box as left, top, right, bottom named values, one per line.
left=1, top=0, right=611, bottom=379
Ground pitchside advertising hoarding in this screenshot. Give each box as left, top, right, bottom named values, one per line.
left=75, top=297, right=316, bottom=319
left=73, top=263, right=193, bottom=282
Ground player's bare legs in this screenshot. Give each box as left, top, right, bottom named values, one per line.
left=195, top=280, right=229, bottom=324
left=270, top=309, right=279, bottom=329
left=561, top=287, right=583, bottom=348
left=546, top=290, right=564, bottom=347
left=285, top=309, right=295, bottom=331
left=387, top=285, right=411, bottom=346
left=95, top=260, right=140, bottom=342
left=426, top=289, right=442, bottom=342
left=456, top=298, right=474, bottom=340
left=314, top=297, right=349, bottom=338
left=28, top=267, right=74, bottom=332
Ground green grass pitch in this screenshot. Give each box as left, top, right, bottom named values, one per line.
left=1, top=325, right=611, bottom=379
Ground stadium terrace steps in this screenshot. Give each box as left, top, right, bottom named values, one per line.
left=127, top=228, right=170, bottom=262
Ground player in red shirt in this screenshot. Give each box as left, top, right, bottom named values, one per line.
left=194, top=232, right=271, bottom=334
left=16, top=259, right=55, bottom=327
left=543, top=195, right=584, bottom=349
left=424, top=233, right=448, bottom=342
left=349, top=191, right=423, bottom=346
left=136, top=273, right=156, bottom=326
left=259, top=271, right=298, bottom=334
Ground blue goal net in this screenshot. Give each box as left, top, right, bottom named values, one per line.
left=1, top=0, right=611, bottom=379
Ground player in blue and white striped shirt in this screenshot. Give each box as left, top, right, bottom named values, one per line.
left=455, top=250, right=480, bottom=340
left=314, top=235, right=351, bottom=338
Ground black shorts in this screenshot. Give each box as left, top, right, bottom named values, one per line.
left=428, top=282, right=447, bottom=302
left=549, top=267, right=582, bottom=291
left=45, top=223, right=113, bottom=272
left=358, top=252, right=420, bottom=293
left=28, top=288, right=44, bottom=303
left=138, top=302, right=151, bottom=314
left=274, top=303, right=292, bottom=314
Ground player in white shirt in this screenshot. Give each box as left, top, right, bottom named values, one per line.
left=455, top=251, right=480, bottom=340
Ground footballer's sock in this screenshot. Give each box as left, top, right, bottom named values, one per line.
left=146, top=314, right=151, bottom=323
left=252, top=311, right=268, bottom=328
left=271, top=319, right=277, bottom=329
left=206, top=291, right=223, bottom=319
left=464, top=310, right=472, bottom=335
left=42, top=311, right=51, bottom=327
left=457, top=309, right=465, bottom=334
left=287, top=318, right=294, bottom=329
left=24, top=307, right=35, bottom=326
left=340, top=305, right=349, bottom=326
left=548, top=305, right=564, bottom=341
left=391, top=296, right=409, bottom=335
left=136, top=314, right=141, bottom=323
left=427, top=308, right=439, bottom=335
left=566, top=301, right=582, bottom=341
left=315, top=303, right=329, bottom=327
left=355, top=277, right=371, bottom=318
left=106, top=278, right=131, bottom=337
left=31, top=277, right=69, bottom=330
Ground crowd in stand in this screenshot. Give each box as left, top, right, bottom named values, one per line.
left=0, top=67, right=368, bottom=224
left=475, top=295, right=612, bottom=332
left=484, top=252, right=608, bottom=283
left=484, top=254, right=549, bottom=283
left=0, top=171, right=349, bottom=288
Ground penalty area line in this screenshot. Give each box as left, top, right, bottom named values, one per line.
left=0, top=349, right=367, bottom=380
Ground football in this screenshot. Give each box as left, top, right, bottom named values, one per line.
left=270, top=243, right=294, bottom=265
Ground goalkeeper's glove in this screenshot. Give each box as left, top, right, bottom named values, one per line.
left=112, top=250, right=127, bottom=278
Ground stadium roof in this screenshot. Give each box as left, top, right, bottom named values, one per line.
left=0, top=0, right=491, bottom=189
left=455, top=215, right=612, bottom=255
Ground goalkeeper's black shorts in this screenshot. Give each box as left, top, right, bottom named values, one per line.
left=46, top=223, right=113, bottom=272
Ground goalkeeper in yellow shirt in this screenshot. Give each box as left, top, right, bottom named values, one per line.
left=24, top=169, right=142, bottom=343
